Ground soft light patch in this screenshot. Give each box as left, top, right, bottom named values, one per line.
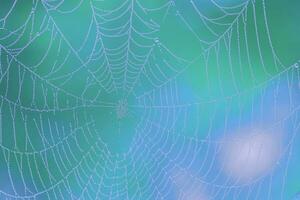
left=170, top=168, right=208, bottom=200
left=220, top=128, right=282, bottom=183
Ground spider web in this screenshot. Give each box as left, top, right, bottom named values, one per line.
left=0, top=0, right=300, bottom=199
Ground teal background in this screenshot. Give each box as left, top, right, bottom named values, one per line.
left=0, top=0, right=300, bottom=199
